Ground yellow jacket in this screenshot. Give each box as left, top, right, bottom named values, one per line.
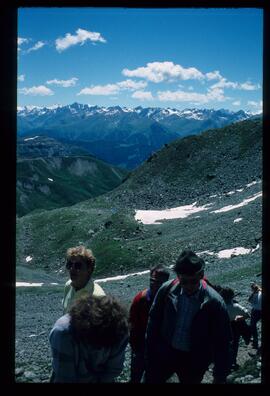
left=62, top=278, right=106, bottom=314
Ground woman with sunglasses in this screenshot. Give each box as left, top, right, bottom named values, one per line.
left=62, top=245, right=105, bottom=314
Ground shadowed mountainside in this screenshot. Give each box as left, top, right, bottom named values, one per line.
left=17, top=147, right=128, bottom=217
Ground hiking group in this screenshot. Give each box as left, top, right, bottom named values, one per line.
left=49, top=245, right=262, bottom=383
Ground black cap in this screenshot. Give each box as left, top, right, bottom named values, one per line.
left=173, top=249, right=205, bottom=275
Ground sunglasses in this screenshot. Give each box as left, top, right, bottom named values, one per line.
left=66, top=261, right=84, bottom=271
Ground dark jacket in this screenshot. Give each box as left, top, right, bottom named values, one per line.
left=145, top=279, right=232, bottom=381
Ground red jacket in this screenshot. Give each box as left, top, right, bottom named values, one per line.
left=129, top=289, right=153, bottom=352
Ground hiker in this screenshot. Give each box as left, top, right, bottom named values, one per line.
left=248, top=282, right=262, bottom=350
left=144, top=249, right=232, bottom=384
left=62, top=245, right=105, bottom=314
left=219, top=286, right=251, bottom=370
left=49, top=295, right=129, bottom=382
left=129, top=264, right=170, bottom=383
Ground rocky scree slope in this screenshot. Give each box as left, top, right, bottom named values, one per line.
left=109, top=118, right=262, bottom=209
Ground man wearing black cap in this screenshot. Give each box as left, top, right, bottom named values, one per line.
left=144, top=249, right=232, bottom=384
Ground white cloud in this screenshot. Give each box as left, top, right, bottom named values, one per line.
left=157, top=90, right=207, bottom=103
left=18, top=37, right=29, bottom=46
left=26, top=41, right=45, bottom=53
left=205, top=70, right=223, bottom=80
left=18, top=74, right=25, bottom=82
left=78, top=84, right=119, bottom=96
left=210, top=78, right=238, bottom=90
left=78, top=79, right=147, bottom=96
left=18, top=85, right=54, bottom=96
left=55, top=28, right=106, bottom=52
left=207, top=87, right=227, bottom=101
left=247, top=100, right=262, bottom=114
left=232, top=100, right=241, bottom=106
left=211, top=78, right=260, bottom=91
left=122, top=61, right=204, bottom=83
left=157, top=86, right=226, bottom=104
left=131, top=91, right=154, bottom=100
left=46, top=77, right=78, bottom=87
left=117, top=79, right=147, bottom=90
left=239, top=82, right=260, bottom=91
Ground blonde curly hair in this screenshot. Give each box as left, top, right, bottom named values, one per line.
left=66, top=245, right=95, bottom=271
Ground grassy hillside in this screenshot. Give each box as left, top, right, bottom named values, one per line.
left=16, top=155, right=128, bottom=217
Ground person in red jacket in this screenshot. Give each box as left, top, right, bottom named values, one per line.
left=129, top=264, right=170, bottom=383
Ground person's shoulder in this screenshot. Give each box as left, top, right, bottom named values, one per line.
left=49, top=314, right=73, bottom=348
left=205, top=284, right=224, bottom=304
left=93, top=281, right=106, bottom=296
left=54, top=313, right=71, bottom=330
left=135, top=288, right=149, bottom=301
left=50, top=314, right=71, bottom=340
left=162, top=278, right=175, bottom=290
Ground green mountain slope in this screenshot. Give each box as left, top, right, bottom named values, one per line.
left=16, top=155, right=128, bottom=217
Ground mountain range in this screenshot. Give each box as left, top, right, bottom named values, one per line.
left=17, top=103, right=257, bottom=169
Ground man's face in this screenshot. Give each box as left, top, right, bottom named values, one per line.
left=66, top=256, right=92, bottom=290
left=177, top=272, right=203, bottom=296
left=150, top=271, right=168, bottom=296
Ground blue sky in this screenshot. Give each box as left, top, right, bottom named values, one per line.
left=17, top=7, right=263, bottom=112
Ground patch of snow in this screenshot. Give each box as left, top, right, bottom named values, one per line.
left=211, top=192, right=262, bottom=213
left=135, top=202, right=213, bottom=225
left=217, top=245, right=259, bottom=259
left=197, top=250, right=215, bottom=256
left=16, top=282, right=44, bottom=287
left=24, top=136, right=40, bottom=142
left=95, top=270, right=150, bottom=283
left=197, top=244, right=259, bottom=259
left=246, top=181, right=259, bottom=188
